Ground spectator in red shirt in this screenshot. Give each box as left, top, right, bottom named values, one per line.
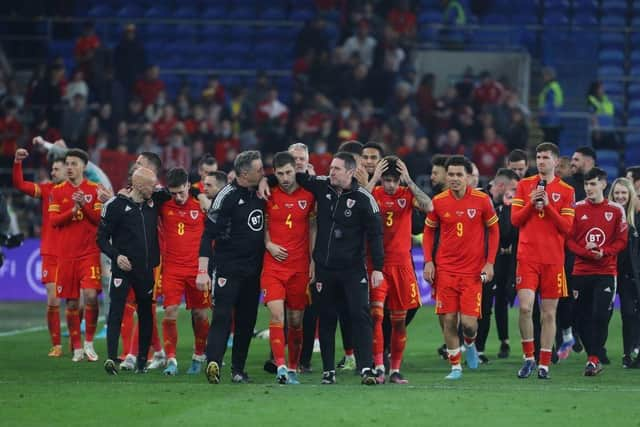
left=135, top=65, right=165, bottom=107
left=74, top=21, right=101, bottom=79
left=437, top=128, right=465, bottom=156
left=153, top=104, right=178, bottom=145
left=201, top=74, right=226, bottom=106
left=0, top=100, right=24, bottom=159
left=472, top=126, right=508, bottom=178
left=416, top=73, right=436, bottom=129
left=473, top=70, right=505, bottom=107
left=387, top=0, right=416, bottom=39
left=309, top=138, right=332, bottom=175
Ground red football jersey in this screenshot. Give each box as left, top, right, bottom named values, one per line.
left=373, top=186, right=414, bottom=265
left=48, top=179, right=101, bottom=260
left=13, top=162, right=58, bottom=256
left=160, top=197, right=204, bottom=269
left=567, top=199, right=628, bottom=276
left=511, top=175, right=575, bottom=265
left=264, top=186, right=315, bottom=271
left=424, top=187, right=499, bottom=276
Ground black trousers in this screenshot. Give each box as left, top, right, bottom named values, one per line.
left=313, top=265, right=372, bottom=372
left=618, top=274, right=640, bottom=356
left=299, top=301, right=317, bottom=368
left=106, top=268, right=154, bottom=365
left=206, top=271, right=260, bottom=374
left=494, top=253, right=515, bottom=342
left=574, top=275, right=616, bottom=358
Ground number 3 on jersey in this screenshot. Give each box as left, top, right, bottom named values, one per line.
left=386, top=211, right=393, bottom=227
left=456, top=222, right=463, bottom=237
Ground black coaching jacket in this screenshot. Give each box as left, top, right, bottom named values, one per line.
left=199, top=181, right=265, bottom=276
left=268, top=173, right=384, bottom=272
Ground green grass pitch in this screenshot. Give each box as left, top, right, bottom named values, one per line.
left=2, top=302, right=640, bottom=427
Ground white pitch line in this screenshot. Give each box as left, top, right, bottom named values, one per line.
left=0, top=325, right=47, bottom=337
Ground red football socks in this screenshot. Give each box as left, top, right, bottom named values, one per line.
left=269, top=321, right=286, bottom=367
left=65, top=308, right=82, bottom=350
left=522, top=339, right=535, bottom=360
left=193, top=317, right=209, bottom=356
left=287, top=326, right=303, bottom=370
left=371, top=306, right=385, bottom=366
left=390, top=312, right=407, bottom=371
left=162, top=318, right=178, bottom=359
left=84, top=303, right=98, bottom=342
left=47, top=305, right=61, bottom=346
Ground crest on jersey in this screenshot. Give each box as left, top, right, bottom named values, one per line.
left=552, top=192, right=561, bottom=202
left=516, top=276, right=522, bottom=285
left=397, top=198, right=406, bottom=208
left=316, top=282, right=322, bottom=293
left=57, top=286, right=62, bottom=294
left=114, top=278, right=122, bottom=288
left=605, top=212, right=613, bottom=222
left=218, top=277, right=227, bottom=287
left=190, top=210, right=199, bottom=220
left=346, top=198, right=356, bottom=208
left=298, top=200, right=307, bottom=210
left=467, top=209, right=477, bottom=219
left=84, top=194, right=93, bottom=203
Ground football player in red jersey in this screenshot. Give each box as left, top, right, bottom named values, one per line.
left=567, top=167, right=627, bottom=376
left=261, top=151, right=316, bottom=384
left=49, top=149, right=103, bottom=362
left=158, top=168, right=210, bottom=375
left=511, top=142, right=575, bottom=379
left=367, top=156, right=431, bottom=383
left=13, top=147, right=66, bottom=356
left=423, top=156, right=499, bottom=380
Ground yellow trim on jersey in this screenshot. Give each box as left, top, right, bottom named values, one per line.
left=53, top=182, right=66, bottom=189
left=486, top=215, right=499, bottom=227
left=33, top=184, right=41, bottom=198
left=511, top=198, right=525, bottom=207
left=432, top=192, right=449, bottom=201
left=521, top=175, right=539, bottom=183
left=94, top=203, right=103, bottom=211
left=48, top=204, right=60, bottom=212
left=558, top=180, right=574, bottom=190
left=425, top=217, right=438, bottom=228
left=560, top=208, right=575, bottom=216
left=471, top=190, right=487, bottom=198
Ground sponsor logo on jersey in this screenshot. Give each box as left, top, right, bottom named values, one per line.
left=247, top=209, right=264, bottom=231
left=585, top=227, right=606, bottom=247
left=580, top=214, right=588, bottom=220
left=238, top=198, right=245, bottom=205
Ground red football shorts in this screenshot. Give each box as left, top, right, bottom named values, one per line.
left=41, top=255, right=57, bottom=285
left=161, top=266, right=210, bottom=309
left=55, top=255, right=102, bottom=299
left=261, top=268, right=309, bottom=310
left=434, top=271, right=482, bottom=317
left=370, top=264, right=421, bottom=311
left=516, top=261, right=567, bottom=299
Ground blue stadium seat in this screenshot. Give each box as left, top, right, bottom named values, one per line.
left=88, top=5, right=114, bottom=18
left=631, top=64, right=640, bottom=76
left=601, top=165, right=620, bottom=178
left=597, top=149, right=620, bottom=165
left=629, top=100, right=640, bottom=116
left=598, top=49, right=625, bottom=66
left=229, top=26, right=254, bottom=42
left=628, top=117, right=640, bottom=128
left=544, top=0, right=569, bottom=12
left=260, top=7, right=287, bottom=20
left=144, top=6, right=172, bottom=18
left=203, top=6, right=227, bottom=19
left=627, top=133, right=640, bottom=146
left=572, top=12, right=598, bottom=26
left=602, top=81, right=624, bottom=98
left=176, top=24, right=198, bottom=41
left=624, top=145, right=640, bottom=167
left=574, top=0, right=597, bottom=12
left=201, top=25, right=227, bottom=41
left=145, top=23, right=172, bottom=42
left=601, top=0, right=628, bottom=13
left=481, top=14, right=506, bottom=25
left=175, top=6, right=199, bottom=19
left=598, top=65, right=624, bottom=77
left=600, top=32, right=625, bottom=49
left=511, top=12, right=538, bottom=25
left=290, top=8, right=316, bottom=21
left=418, top=27, right=438, bottom=43
left=228, top=6, right=257, bottom=19
left=601, top=15, right=627, bottom=26
left=628, top=83, right=640, bottom=99
left=543, top=12, right=569, bottom=25
left=117, top=5, right=144, bottom=18
left=418, top=11, right=443, bottom=24
left=47, top=41, right=74, bottom=59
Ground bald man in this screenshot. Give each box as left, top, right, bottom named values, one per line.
left=98, top=167, right=171, bottom=374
